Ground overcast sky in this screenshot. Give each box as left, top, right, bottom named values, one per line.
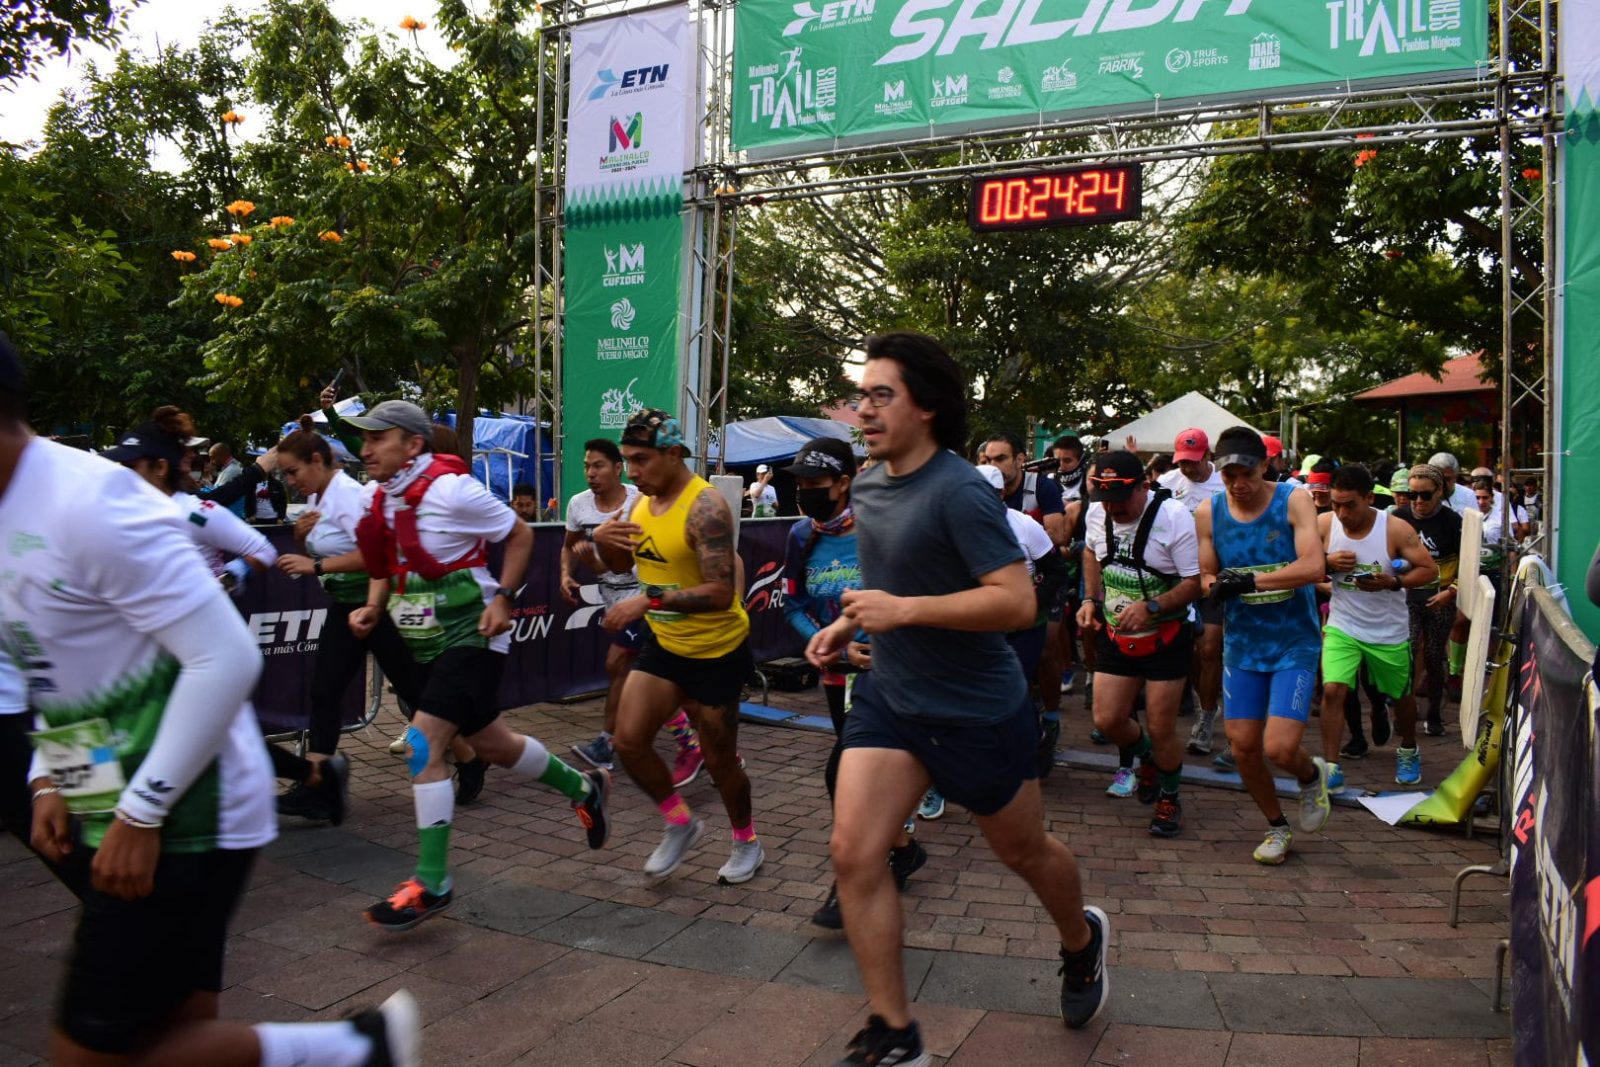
left=0, top=0, right=451, bottom=149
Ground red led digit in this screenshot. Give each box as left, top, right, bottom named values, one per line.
left=1076, top=170, right=1101, bottom=214
left=1055, top=175, right=1077, bottom=215
left=1004, top=179, right=1028, bottom=221
left=1028, top=177, right=1051, bottom=219
left=1102, top=167, right=1126, bottom=209
left=979, top=181, right=1004, bottom=223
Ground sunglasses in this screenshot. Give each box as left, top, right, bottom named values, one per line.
left=1410, top=488, right=1437, bottom=501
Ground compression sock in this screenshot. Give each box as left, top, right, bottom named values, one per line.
left=666, top=710, right=701, bottom=754
left=659, top=794, right=692, bottom=827
left=732, top=822, right=757, bottom=843
left=1268, top=815, right=1289, bottom=829
left=1118, top=728, right=1153, bottom=767
left=510, top=735, right=590, bottom=800
left=1042, top=709, right=1061, bottom=724
left=1157, top=762, right=1183, bottom=797
left=255, top=1021, right=372, bottom=1067
left=413, top=779, right=453, bottom=894
left=1448, top=639, right=1466, bottom=676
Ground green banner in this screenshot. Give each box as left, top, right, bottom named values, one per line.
left=1559, top=81, right=1600, bottom=640
left=733, top=0, right=1488, bottom=156
left=563, top=205, right=687, bottom=501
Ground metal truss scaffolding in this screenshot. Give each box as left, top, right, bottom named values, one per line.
left=533, top=0, right=1558, bottom=541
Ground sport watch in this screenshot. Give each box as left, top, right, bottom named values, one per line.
left=495, top=587, right=517, bottom=602
left=1143, top=598, right=1162, bottom=616
left=645, top=585, right=666, bottom=611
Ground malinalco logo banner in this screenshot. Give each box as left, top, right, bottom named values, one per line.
left=732, top=0, right=1489, bottom=156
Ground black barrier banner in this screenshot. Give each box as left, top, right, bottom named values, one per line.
left=244, top=518, right=806, bottom=731
left=1509, top=589, right=1600, bottom=1066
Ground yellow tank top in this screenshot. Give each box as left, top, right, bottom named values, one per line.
left=631, top=475, right=750, bottom=658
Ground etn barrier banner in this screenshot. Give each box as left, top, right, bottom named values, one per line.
left=733, top=0, right=1489, bottom=157
left=563, top=4, right=695, bottom=505
left=1509, top=589, right=1600, bottom=1066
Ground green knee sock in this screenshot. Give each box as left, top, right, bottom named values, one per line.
left=1130, top=730, right=1153, bottom=760
left=413, top=778, right=454, bottom=894
left=539, top=755, right=591, bottom=800
left=1157, top=763, right=1183, bottom=796
left=1447, top=639, right=1466, bottom=675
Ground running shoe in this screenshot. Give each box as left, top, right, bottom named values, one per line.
left=1371, top=705, right=1393, bottom=747
left=644, top=817, right=704, bottom=881
left=672, top=748, right=705, bottom=789
left=1213, top=750, right=1238, bottom=773
left=1038, top=718, right=1061, bottom=779
left=812, top=883, right=843, bottom=930
left=831, top=1015, right=929, bottom=1067
left=1252, top=825, right=1293, bottom=865
left=351, top=989, right=421, bottom=1067
left=1186, top=710, right=1215, bottom=755
left=1340, top=737, right=1370, bottom=760
left=1061, top=669, right=1076, bottom=694
left=323, top=753, right=350, bottom=827
left=1298, top=756, right=1332, bottom=833
left=365, top=878, right=452, bottom=932
left=389, top=729, right=410, bottom=755
left=1326, top=763, right=1345, bottom=790
left=1089, top=727, right=1110, bottom=746
left=889, top=840, right=928, bottom=890
left=1059, top=906, right=1110, bottom=1029
left=1134, top=763, right=1159, bottom=804
left=1149, top=795, right=1182, bottom=838
left=1423, top=716, right=1447, bottom=737
left=1106, top=767, right=1136, bottom=798
left=1395, top=746, right=1423, bottom=786
left=917, top=788, right=945, bottom=821
left=718, top=839, right=765, bottom=884
left=573, top=769, right=611, bottom=849
left=571, top=734, right=615, bottom=770
left=455, top=757, right=487, bottom=806
left=276, top=782, right=333, bottom=823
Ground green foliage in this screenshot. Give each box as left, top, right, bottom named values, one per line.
left=0, top=0, right=140, bottom=84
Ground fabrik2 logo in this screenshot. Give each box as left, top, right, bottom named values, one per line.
left=609, top=113, right=642, bottom=152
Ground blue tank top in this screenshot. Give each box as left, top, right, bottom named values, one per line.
left=1210, top=481, right=1321, bottom=672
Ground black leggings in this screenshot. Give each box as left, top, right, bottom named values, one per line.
left=1409, top=599, right=1454, bottom=714
left=822, top=682, right=848, bottom=801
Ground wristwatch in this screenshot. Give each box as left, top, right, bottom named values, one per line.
left=1143, top=598, right=1162, bottom=616
left=313, top=559, right=324, bottom=577
left=495, top=586, right=517, bottom=602
left=646, top=585, right=666, bottom=611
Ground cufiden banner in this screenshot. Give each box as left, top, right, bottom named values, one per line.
left=734, top=0, right=1489, bottom=157
left=563, top=5, right=695, bottom=504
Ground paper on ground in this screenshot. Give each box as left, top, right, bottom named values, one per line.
left=1359, top=792, right=1430, bottom=825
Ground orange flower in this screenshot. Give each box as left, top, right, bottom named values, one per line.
left=356, top=160, right=370, bottom=172
left=270, top=215, right=296, bottom=228
left=207, top=238, right=232, bottom=250
left=391, top=156, right=403, bottom=166
left=1522, top=167, right=1542, bottom=180
left=214, top=293, right=244, bottom=308
left=230, top=233, right=253, bottom=246
left=225, top=199, right=256, bottom=218
left=170, top=250, right=197, bottom=262
left=337, top=135, right=352, bottom=149
left=325, top=135, right=338, bottom=146
left=320, top=230, right=343, bottom=243
left=1383, top=248, right=1404, bottom=259
left=1354, top=149, right=1379, bottom=168
left=220, top=110, right=244, bottom=125
left=399, top=15, right=427, bottom=30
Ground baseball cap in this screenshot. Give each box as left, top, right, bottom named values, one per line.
left=1087, top=450, right=1144, bottom=502
left=1213, top=427, right=1268, bottom=472
left=621, top=408, right=687, bottom=451
left=756, top=463, right=770, bottom=474
left=1390, top=469, right=1412, bottom=494
left=784, top=437, right=856, bottom=479
left=974, top=463, right=1005, bottom=491
left=1297, top=452, right=1323, bottom=477
left=1306, top=470, right=1332, bottom=488
left=1261, top=434, right=1284, bottom=459
left=344, top=399, right=432, bottom=439
left=104, top=422, right=188, bottom=467
left=1172, top=428, right=1209, bottom=463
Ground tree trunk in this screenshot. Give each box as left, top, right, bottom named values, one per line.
left=454, top=340, right=480, bottom=464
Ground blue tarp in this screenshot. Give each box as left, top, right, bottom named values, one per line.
left=706, top=416, right=861, bottom=466
left=467, top=414, right=556, bottom=501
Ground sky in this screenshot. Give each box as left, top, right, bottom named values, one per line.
left=0, top=0, right=451, bottom=149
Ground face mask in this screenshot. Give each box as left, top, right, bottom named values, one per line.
left=796, top=486, right=839, bottom=523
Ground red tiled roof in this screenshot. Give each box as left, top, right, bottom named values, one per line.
left=818, top=400, right=861, bottom=427
left=1355, top=353, right=1491, bottom=402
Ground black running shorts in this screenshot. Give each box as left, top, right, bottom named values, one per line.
left=633, top=633, right=753, bottom=708
left=841, top=672, right=1038, bottom=817
left=1093, top=621, right=1194, bottom=682
left=415, top=645, right=505, bottom=736
left=59, top=847, right=256, bottom=1054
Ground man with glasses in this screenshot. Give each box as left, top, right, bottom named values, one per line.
left=806, top=334, right=1107, bottom=1066
left=1392, top=464, right=1461, bottom=737
left=1194, top=426, right=1331, bottom=865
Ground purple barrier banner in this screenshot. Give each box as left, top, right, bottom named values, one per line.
left=1509, top=588, right=1600, bottom=1066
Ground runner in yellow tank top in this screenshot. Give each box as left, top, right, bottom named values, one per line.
left=595, top=409, right=764, bottom=885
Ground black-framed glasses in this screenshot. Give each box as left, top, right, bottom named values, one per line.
left=1411, top=488, right=1437, bottom=501
left=853, top=387, right=897, bottom=409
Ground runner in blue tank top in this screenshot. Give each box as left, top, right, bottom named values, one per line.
left=1194, top=427, right=1332, bottom=866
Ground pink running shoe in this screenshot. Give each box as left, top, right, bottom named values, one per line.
left=672, top=748, right=705, bottom=789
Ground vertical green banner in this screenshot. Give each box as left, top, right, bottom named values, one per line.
left=562, top=204, right=686, bottom=500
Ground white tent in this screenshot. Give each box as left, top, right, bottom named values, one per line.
left=1103, top=391, right=1262, bottom=454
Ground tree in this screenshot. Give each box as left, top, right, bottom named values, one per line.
left=0, top=0, right=140, bottom=85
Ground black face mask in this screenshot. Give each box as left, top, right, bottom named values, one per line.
left=796, top=487, right=840, bottom=522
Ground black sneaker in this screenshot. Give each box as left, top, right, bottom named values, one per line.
left=573, top=769, right=611, bottom=849
left=889, top=840, right=928, bottom=890
left=1134, top=763, right=1159, bottom=805
left=277, top=782, right=333, bottom=822
left=1424, top=716, right=1447, bottom=737
left=454, top=757, right=487, bottom=806
left=831, top=1015, right=929, bottom=1067
left=1339, top=737, right=1370, bottom=760
left=1059, top=906, right=1110, bottom=1029
left=322, top=754, right=350, bottom=827
left=1149, top=794, right=1182, bottom=838
left=1371, top=706, right=1393, bottom=747
left=365, top=878, right=452, bottom=932
left=812, top=883, right=843, bottom=930
left=350, top=989, right=421, bottom=1067
left=1038, top=718, right=1061, bottom=779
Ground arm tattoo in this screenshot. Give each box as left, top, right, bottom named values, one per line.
left=667, top=489, right=735, bottom=613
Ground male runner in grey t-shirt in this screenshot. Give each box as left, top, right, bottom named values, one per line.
left=805, top=332, right=1108, bottom=1067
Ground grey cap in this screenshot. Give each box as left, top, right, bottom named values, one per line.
left=1428, top=452, right=1460, bottom=473
left=344, top=400, right=432, bottom=439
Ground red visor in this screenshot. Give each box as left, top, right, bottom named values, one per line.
left=1307, top=472, right=1332, bottom=487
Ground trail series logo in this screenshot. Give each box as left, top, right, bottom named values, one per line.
left=1325, top=0, right=1464, bottom=56
left=599, top=378, right=641, bottom=429
left=603, top=243, right=645, bottom=287
left=600, top=112, right=648, bottom=175
left=1249, top=32, right=1281, bottom=70
left=746, top=47, right=837, bottom=131
left=873, top=0, right=1261, bottom=67
left=783, top=0, right=875, bottom=35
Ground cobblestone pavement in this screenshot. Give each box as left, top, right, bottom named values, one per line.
left=0, top=686, right=1511, bottom=1065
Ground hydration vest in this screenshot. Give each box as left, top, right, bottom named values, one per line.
left=355, top=454, right=487, bottom=590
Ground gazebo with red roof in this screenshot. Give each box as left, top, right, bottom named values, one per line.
left=1354, top=353, right=1497, bottom=465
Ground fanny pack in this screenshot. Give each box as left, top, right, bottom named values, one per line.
left=1107, top=617, right=1184, bottom=658
left=1099, top=487, right=1182, bottom=658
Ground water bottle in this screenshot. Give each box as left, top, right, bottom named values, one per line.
left=1391, top=559, right=1411, bottom=574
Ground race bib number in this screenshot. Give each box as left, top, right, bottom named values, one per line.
left=389, top=591, right=443, bottom=636
left=1236, top=563, right=1293, bottom=605
left=31, top=718, right=126, bottom=814
left=1334, top=562, right=1382, bottom=590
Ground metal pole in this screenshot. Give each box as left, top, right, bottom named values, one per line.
left=1498, top=0, right=1516, bottom=602
left=550, top=19, right=567, bottom=508
left=531, top=6, right=550, bottom=511
left=717, top=206, right=738, bottom=475
left=1539, top=0, right=1557, bottom=561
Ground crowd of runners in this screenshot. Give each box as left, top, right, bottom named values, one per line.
left=0, top=326, right=1525, bottom=1067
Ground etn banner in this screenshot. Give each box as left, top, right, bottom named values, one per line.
left=733, top=0, right=1489, bottom=157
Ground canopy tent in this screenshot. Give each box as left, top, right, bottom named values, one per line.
left=705, top=416, right=862, bottom=466
left=1103, top=392, right=1261, bottom=454
left=448, top=413, right=555, bottom=501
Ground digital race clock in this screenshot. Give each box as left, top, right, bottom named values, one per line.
left=969, top=163, right=1143, bottom=232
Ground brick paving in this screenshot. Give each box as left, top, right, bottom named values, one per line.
left=0, top=685, right=1511, bottom=1065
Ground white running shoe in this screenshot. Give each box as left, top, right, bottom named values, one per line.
left=644, top=818, right=705, bottom=882
left=717, top=839, right=765, bottom=885
left=1186, top=709, right=1216, bottom=755
left=1253, top=825, right=1293, bottom=865
left=388, top=728, right=410, bottom=755
left=1298, top=756, right=1332, bottom=833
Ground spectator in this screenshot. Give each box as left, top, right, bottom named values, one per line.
left=747, top=464, right=778, bottom=516
left=209, top=441, right=247, bottom=518
left=512, top=483, right=540, bottom=523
